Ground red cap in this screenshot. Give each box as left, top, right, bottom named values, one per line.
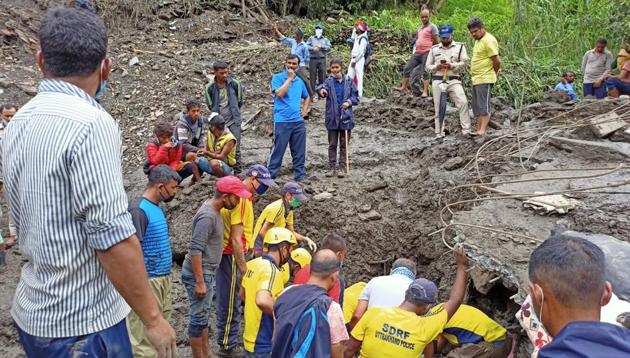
left=216, top=176, right=252, bottom=199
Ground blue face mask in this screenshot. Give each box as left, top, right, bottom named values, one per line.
left=94, top=80, right=107, bottom=101
left=255, top=182, right=268, bottom=195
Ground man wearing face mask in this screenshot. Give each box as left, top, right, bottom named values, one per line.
left=182, top=176, right=252, bottom=358
left=2, top=3, right=176, bottom=357
left=240, top=227, right=297, bottom=357
left=253, top=182, right=315, bottom=255
left=527, top=232, right=630, bottom=357
left=127, top=165, right=181, bottom=357
left=273, top=249, right=349, bottom=358
left=318, top=59, right=359, bottom=178
left=307, top=23, right=332, bottom=96
left=216, top=164, right=277, bottom=357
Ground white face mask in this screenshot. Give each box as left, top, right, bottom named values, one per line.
left=315, top=29, right=323, bottom=38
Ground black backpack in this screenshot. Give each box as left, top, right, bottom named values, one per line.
left=360, top=36, right=373, bottom=68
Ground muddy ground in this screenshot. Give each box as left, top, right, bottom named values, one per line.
left=2, top=1, right=630, bottom=357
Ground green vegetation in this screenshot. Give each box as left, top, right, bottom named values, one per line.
left=301, top=0, right=629, bottom=106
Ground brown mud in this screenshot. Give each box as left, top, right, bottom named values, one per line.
left=2, top=1, right=630, bottom=357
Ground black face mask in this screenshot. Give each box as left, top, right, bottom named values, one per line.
left=255, top=179, right=269, bottom=195
left=159, top=186, right=175, bottom=203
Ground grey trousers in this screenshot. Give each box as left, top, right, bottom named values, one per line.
left=328, top=129, right=351, bottom=169
left=227, top=121, right=242, bottom=174
left=309, top=58, right=327, bottom=93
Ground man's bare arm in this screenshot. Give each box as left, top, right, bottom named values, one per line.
left=230, top=223, right=247, bottom=274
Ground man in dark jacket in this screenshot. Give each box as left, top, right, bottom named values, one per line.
left=317, top=59, right=359, bottom=178
left=173, top=99, right=213, bottom=176
left=272, top=249, right=347, bottom=358
left=204, top=62, right=244, bottom=174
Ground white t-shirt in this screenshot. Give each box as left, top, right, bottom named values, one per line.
left=359, top=274, right=413, bottom=308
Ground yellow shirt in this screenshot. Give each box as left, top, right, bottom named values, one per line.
left=242, top=255, right=284, bottom=353
left=207, top=130, right=237, bottom=167
left=343, top=282, right=367, bottom=324
left=221, top=197, right=254, bottom=253
left=278, top=263, right=291, bottom=285
left=351, top=306, right=448, bottom=358
left=471, top=32, right=499, bottom=85
left=431, top=303, right=507, bottom=345
left=253, top=199, right=294, bottom=240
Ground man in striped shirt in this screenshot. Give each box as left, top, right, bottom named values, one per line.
left=0, top=4, right=176, bottom=357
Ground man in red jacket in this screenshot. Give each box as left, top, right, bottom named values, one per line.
left=144, top=121, right=201, bottom=183
left=294, top=233, right=347, bottom=305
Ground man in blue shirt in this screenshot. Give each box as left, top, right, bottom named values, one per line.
left=554, top=71, right=578, bottom=101
left=268, top=54, right=311, bottom=181
left=528, top=230, right=630, bottom=357
left=273, top=24, right=314, bottom=99
left=127, top=164, right=181, bottom=358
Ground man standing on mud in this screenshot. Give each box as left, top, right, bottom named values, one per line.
left=215, top=165, right=276, bottom=357
left=468, top=17, right=500, bottom=137
left=127, top=165, right=181, bottom=358
left=396, top=7, right=439, bottom=97
left=0, top=3, right=176, bottom=357
left=183, top=176, right=252, bottom=358
left=268, top=55, right=311, bottom=181
left=307, top=23, right=332, bottom=96
left=204, top=61, right=244, bottom=174
left=347, top=21, right=369, bottom=98
left=425, top=24, right=470, bottom=137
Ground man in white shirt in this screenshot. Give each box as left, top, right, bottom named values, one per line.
left=347, top=21, right=369, bottom=97
left=348, top=258, right=416, bottom=330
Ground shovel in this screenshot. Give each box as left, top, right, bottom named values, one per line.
left=438, top=69, right=449, bottom=135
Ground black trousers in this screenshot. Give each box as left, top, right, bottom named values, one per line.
left=327, top=129, right=351, bottom=169
left=309, top=58, right=327, bottom=93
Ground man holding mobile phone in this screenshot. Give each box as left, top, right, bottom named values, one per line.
left=426, top=24, right=470, bottom=138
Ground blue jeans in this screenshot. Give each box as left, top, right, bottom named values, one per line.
left=245, top=352, right=272, bottom=358
left=583, top=82, right=607, bottom=99
left=182, top=263, right=216, bottom=337
left=606, top=78, right=630, bottom=95
left=15, top=319, right=132, bottom=358
left=205, top=159, right=234, bottom=177
left=196, top=157, right=212, bottom=175
left=268, top=121, right=307, bottom=181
